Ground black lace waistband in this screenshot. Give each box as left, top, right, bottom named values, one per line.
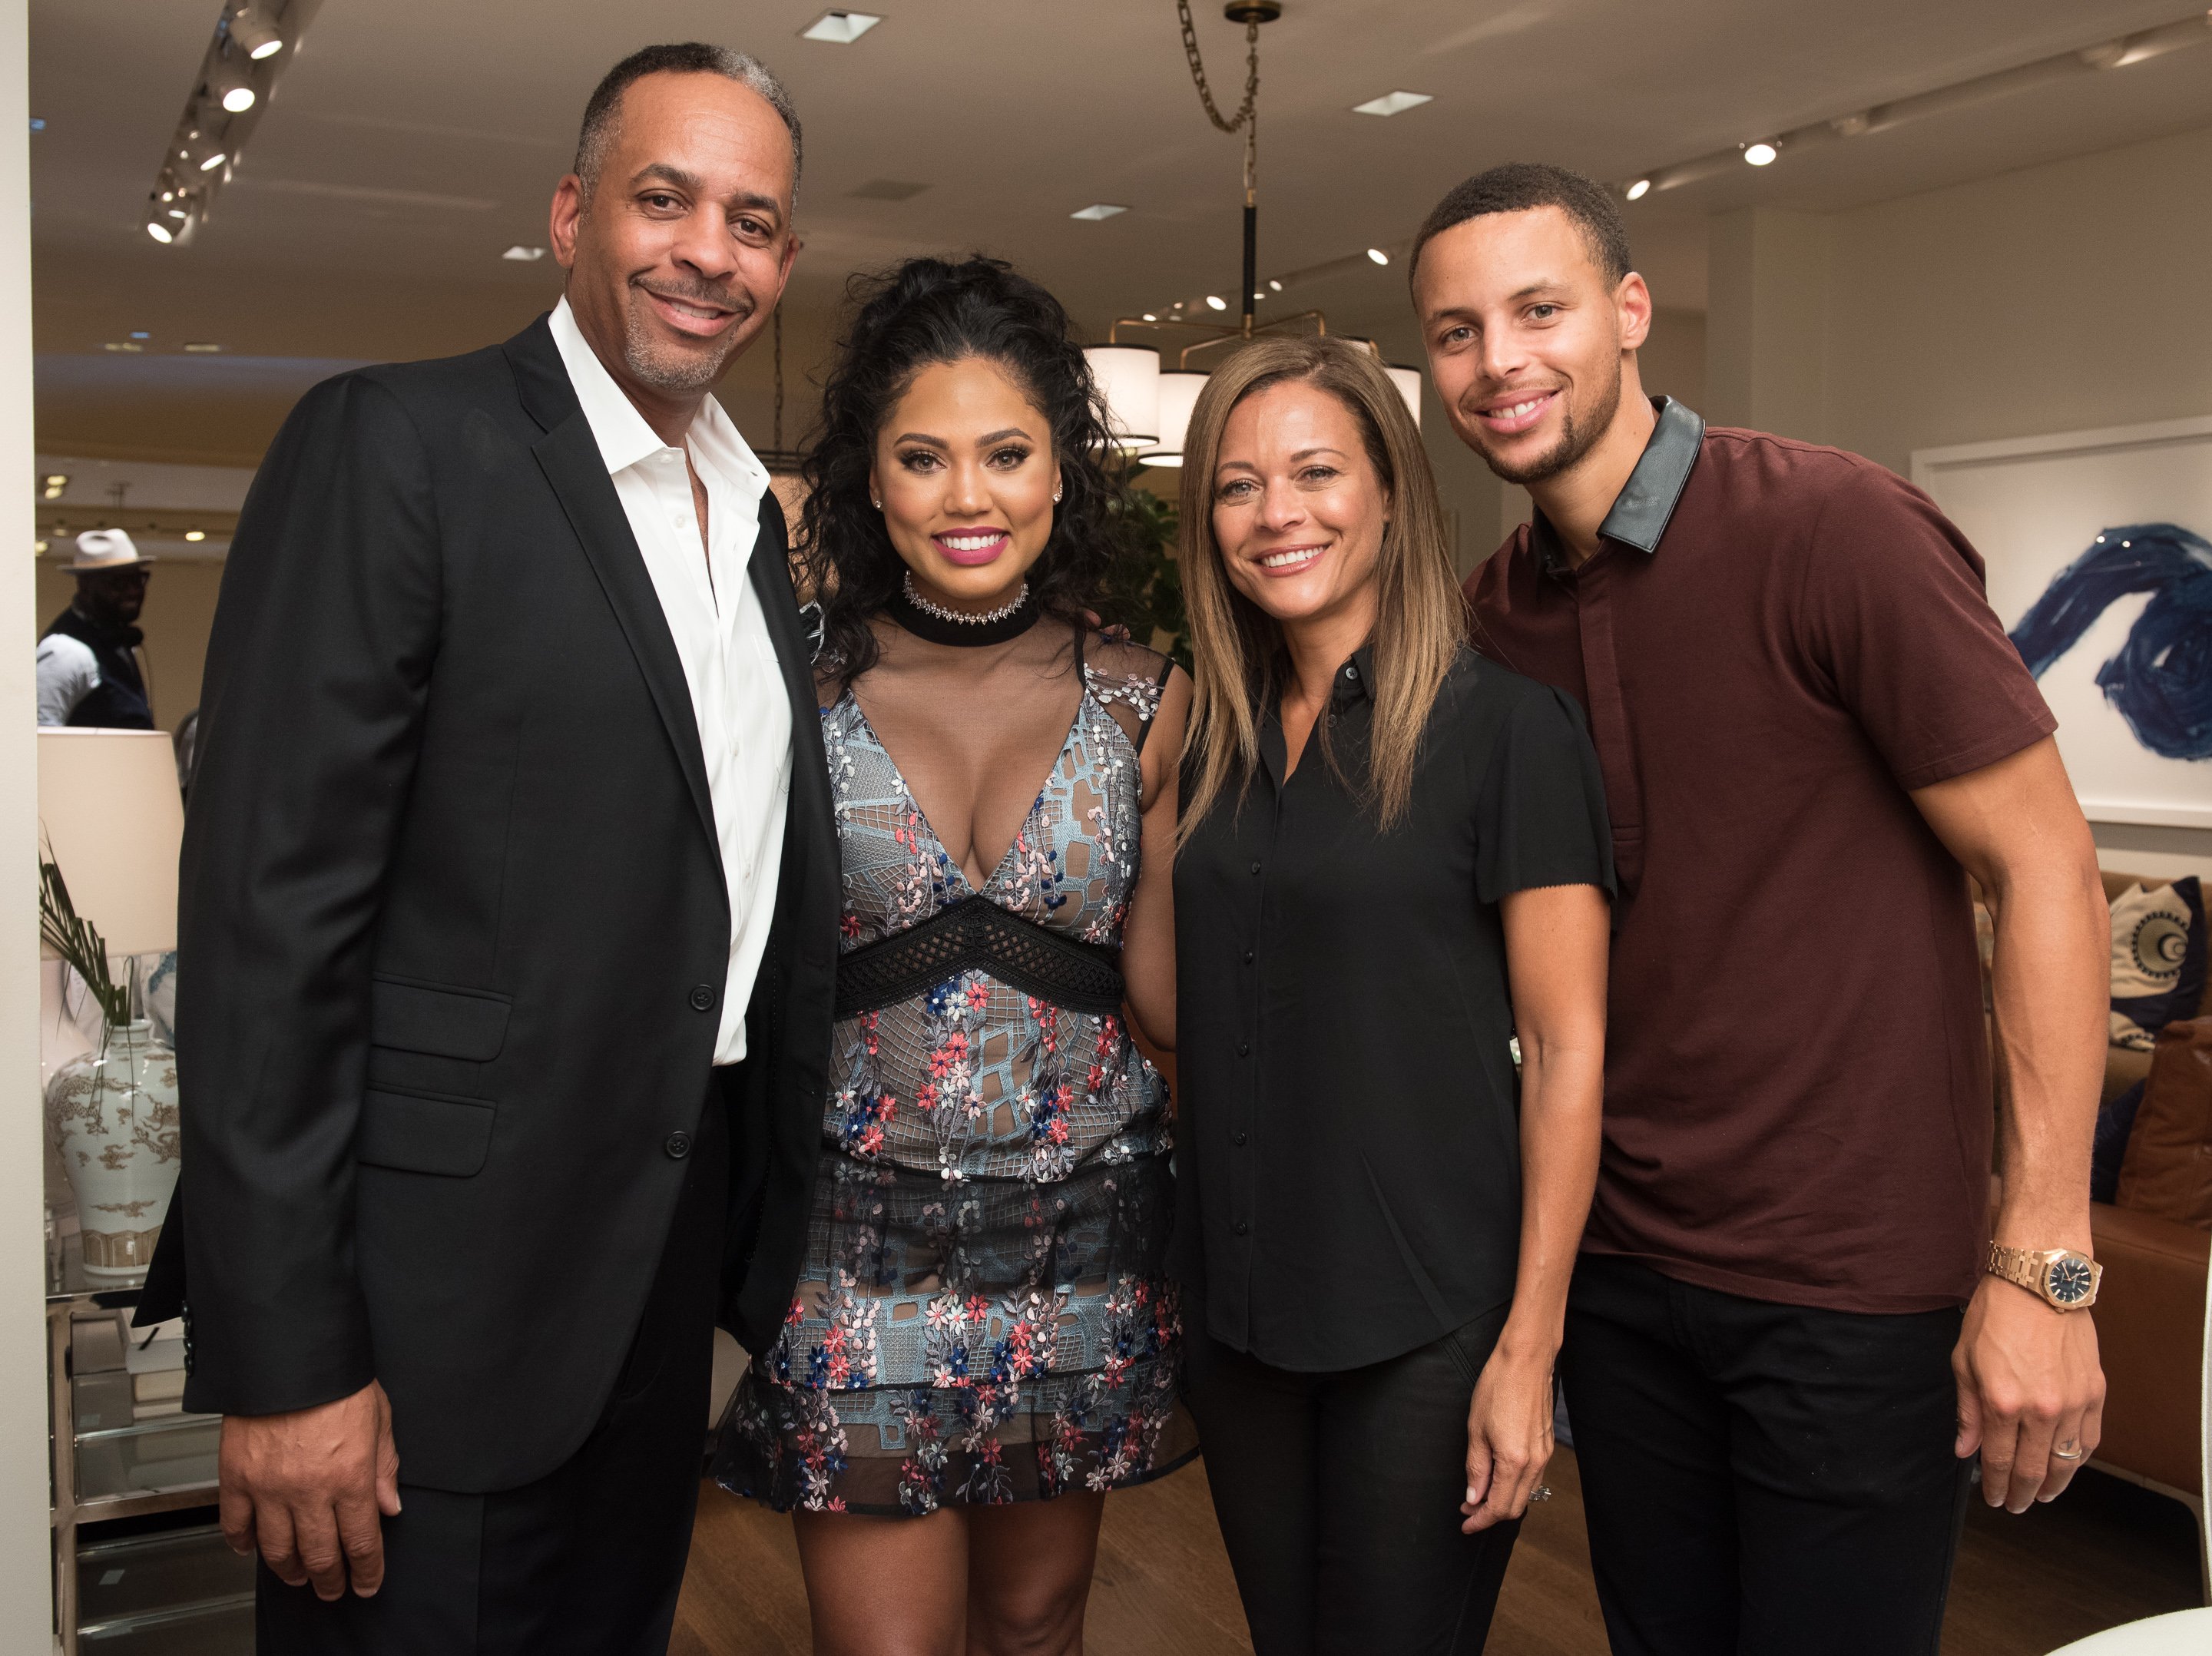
left=836, top=895, right=1126, bottom=1021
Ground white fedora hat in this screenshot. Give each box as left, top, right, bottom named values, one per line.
left=68, top=528, right=153, bottom=571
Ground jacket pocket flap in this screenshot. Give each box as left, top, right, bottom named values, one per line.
left=369, top=980, right=510, bottom=1061
left=357, top=1089, right=495, bottom=1177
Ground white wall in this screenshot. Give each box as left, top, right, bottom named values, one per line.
left=1, top=2, right=58, bottom=1646
left=1705, top=124, right=2212, bottom=879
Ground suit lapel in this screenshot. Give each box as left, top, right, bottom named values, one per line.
left=508, top=318, right=720, bottom=861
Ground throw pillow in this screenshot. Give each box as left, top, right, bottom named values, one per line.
left=2115, top=1016, right=2212, bottom=1229
left=2091, top=1079, right=2147, bottom=1206
left=2108, top=876, right=2206, bottom=1051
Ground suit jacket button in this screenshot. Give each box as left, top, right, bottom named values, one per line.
left=689, top=983, right=716, bottom=1012
left=665, top=1131, right=693, bottom=1160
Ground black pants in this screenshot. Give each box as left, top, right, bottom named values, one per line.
left=257, top=1078, right=730, bottom=1655
left=1561, top=1254, right=1972, bottom=1656
left=1184, top=1303, right=1520, bottom=1656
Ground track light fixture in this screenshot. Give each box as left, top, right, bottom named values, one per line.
left=143, top=2, right=319, bottom=247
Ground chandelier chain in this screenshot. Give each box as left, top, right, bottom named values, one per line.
left=1177, top=0, right=1262, bottom=196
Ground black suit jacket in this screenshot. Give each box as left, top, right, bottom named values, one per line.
left=141, top=315, right=838, bottom=1493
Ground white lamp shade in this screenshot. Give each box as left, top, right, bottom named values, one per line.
left=37, top=728, right=184, bottom=959
left=1141, top=369, right=1208, bottom=466
left=1082, top=345, right=1160, bottom=451
left=1386, top=363, right=1423, bottom=429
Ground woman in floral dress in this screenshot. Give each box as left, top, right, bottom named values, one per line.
left=714, top=256, right=1195, bottom=1652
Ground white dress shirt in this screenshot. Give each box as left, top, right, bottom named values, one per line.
left=35, top=631, right=100, bottom=724
left=550, top=297, right=793, bottom=1065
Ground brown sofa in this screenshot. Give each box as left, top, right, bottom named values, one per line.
left=2081, top=871, right=2210, bottom=1531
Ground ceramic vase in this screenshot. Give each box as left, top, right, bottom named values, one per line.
left=45, top=1021, right=182, bottom=1280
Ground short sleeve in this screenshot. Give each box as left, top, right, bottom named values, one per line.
left=1797, top=465, right=2055, bottom=791
left=35, top=634, right=98, bottom=726
left=1473, top=683, right=1616, bottom=906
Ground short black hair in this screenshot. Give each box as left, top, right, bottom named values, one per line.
left=1409, top=162, right=1631, bottom=288
left=575, top=43, right=801, bottom=208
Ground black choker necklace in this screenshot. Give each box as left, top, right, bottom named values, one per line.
left=886, top=578, right=1040, bottom=646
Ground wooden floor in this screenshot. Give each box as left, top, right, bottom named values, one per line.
left=671, top=1450, right=2205, bottom=1654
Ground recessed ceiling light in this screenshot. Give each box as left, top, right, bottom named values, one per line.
left=502, top=245, right=546, bottom=262
left=104, top=341, right=144, bottom=352
left=1624, top=177, right=1651, bottom=201
left=33, top=539, right=46, bottom=553
left=144, top=223, right=173, bottom=244
left=1070, top=203, right=1128, bottom=221
left=1141, top=313, right=1157, bottom=322
left=1253, top=290, right=1264, bottom=300
left=1205, top=295, right=1227, bottom=311
left=1268, top=279, right=1283, bottom=292
left=1366, top=247, right=1389, bottom=265
left=184, top=343, right=222, bottom=353
left=800, top=10, right=882, bottom=43
left=43, top=473, right=66, bottom=488
left=1352, top=90, right=1433, bottom=118
left=184, top=529, right=207, bottom=542
left=1743, top=140, right=1779, bottom=166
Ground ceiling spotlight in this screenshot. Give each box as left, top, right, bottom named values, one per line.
left=1351, top=90, right=1433, bottom=118
left=145, top=222, right=174, bottom=244
left=33, top=540, right=46, bottom=553
left=1205, top=294, right=1227, bottom=311
left=1268, top=279, right=1282, bottom=292
left=42, top=476, right=67, bottom=499
left=1070, top=203, right=1128, bottom=221
left=184, top=529, right=207, bottom=542
left=227, top=8, right=285, bottom=60
left=1743, top=140, right=1779, bottom=166
left=104, top=340, right=145, bottom=351
left=1366, top=247, right=1389, bottom=265
left=200, top=151, right=227, bottom=172
left=184, top=342, right=222, bottom=353
left=1253, top=290, right=1264, bottom=300
left=1624, top=177, right=1651, bottom=201
left=207, top=56, right=257, bottom=113
left=800, top=10, right=882, bottom=43
left=502, top=245, right=546, bottom=262
left=1141, top=313, right=1157, bottom=322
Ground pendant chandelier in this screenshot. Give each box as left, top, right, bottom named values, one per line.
left=1084, top=2, right=1422, bottom=469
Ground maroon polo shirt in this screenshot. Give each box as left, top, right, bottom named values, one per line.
left=1465, top=399, right=2055, bottom=1313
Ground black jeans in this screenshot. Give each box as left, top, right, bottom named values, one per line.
left=257, top=1076, right=730, bottom=1655
left=1184, top=1303, right=1520, bottom=1656
left=1561, top=1254, right=1972, bottom=1656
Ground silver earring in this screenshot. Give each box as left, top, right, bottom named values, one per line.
left=871, top=497, right=882, bottom=510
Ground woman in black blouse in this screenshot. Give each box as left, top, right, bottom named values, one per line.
left=1172, top=335, right=1613, bottom=1654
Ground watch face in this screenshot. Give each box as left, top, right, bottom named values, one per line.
left=2047, top=1256, right=2094, bottom=1305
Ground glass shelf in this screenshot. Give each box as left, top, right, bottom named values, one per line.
left=72, top=1415, right=219, bottom=1508
left=76, top=1523, right=253, bottom=1634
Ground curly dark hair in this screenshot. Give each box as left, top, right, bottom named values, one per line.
left=801, top=255, right=1130, bottom=677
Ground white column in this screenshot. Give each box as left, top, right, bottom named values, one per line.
left=0, top=2, right=54, bottom=1648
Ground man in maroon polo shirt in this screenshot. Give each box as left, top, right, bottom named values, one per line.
left=1411, top=164, right=2111, bottom=1654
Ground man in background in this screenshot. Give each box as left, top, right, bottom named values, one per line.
left=37, top=528, right=157, bottom=727
left=1413, top=163, right=2108, bottom=1654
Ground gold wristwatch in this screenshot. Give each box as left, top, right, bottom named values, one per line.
left=1986, top=1243, right=2101, bottom=1310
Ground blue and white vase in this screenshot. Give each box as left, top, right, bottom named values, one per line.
left=45, top=1021, right=182, bottom=1280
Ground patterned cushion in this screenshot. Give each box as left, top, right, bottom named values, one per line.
left=2109, top=876, right=2206, bottom=1052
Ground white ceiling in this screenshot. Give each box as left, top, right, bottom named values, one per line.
left=29, top=0, right=2212, bottom=456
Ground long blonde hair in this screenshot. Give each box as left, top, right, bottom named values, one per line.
left=1177, top=335, right=1465, bottom=844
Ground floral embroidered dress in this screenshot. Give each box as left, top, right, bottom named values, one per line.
left=714, top=631, right=1196, bottom=1514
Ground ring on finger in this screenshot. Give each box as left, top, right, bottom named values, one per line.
left=1528, top=1485, right=1552, bottom=1503
left=2052, top=1441, right=2083, bottom=1461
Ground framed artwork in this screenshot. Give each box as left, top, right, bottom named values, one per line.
left=1912, top=415, right=2212, bottom=829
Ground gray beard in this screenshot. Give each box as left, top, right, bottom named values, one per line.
left=618, top=294, right=750, bottom=396
left=1479, top=359, right=1622, bottom=488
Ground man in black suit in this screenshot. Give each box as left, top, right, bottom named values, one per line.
left=140, top=43, right=838, bottom=1653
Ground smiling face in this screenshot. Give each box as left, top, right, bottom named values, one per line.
left=1210, top=378, right=1390, bottom=637
left=1413, top=204, right=1650, bottom=486
left=873, top=356, right=1059, bottom=614
left=551, top=70, right=798, bottom=423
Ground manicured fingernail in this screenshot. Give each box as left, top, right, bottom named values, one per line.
left=1467, top=1486, right=1480, bottom=1504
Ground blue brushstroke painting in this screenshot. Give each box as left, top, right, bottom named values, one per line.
left=2007, top=522, right=2212, bottom=763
